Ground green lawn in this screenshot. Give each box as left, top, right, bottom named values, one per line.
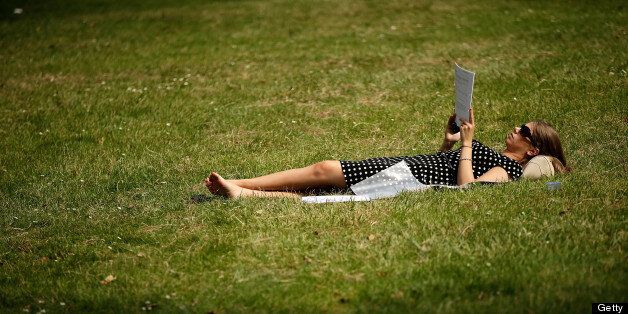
left=1, top=0, right=626, bottom=312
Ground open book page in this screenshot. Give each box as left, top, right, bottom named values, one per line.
left=454, top=63, right=476, bottom=126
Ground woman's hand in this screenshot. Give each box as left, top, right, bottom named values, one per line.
left=444, top=114, right=461, bottom=143
left=440, top=114, right=460, bottom=151
left=459, top=108, right=475, bottom=146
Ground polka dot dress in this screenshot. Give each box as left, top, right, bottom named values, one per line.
left=340, top=140, right=523, bottom=187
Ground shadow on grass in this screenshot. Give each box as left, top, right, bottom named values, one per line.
left=189, top=194, right=215, bottom=204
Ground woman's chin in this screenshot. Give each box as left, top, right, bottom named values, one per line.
left=504, top=139, right=512, bottom=149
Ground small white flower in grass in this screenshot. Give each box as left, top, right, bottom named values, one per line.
left=178, top=78, right=184, bottom=82
left=108, top=246, right=113, bottom=250
left=166, top=122, right=171, bottom=127
left=513, top=97, right=517, bottom=100
left=117, top=236, right=122, bottom=240
left=291, top=120, right=296, bottom=123
left=183, top=82, right=188, bottom=86
left=59, top=302, right=65, bottom=306
left=14, top=8, right=23, bottom=14
left=37, top=300, right=44, bottom=304
left=165, top=294, right=171, bottom=299
left=117, top=206, right=121, bottom=210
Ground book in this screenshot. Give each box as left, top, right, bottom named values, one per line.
left=454, top=63, right=476, bottom=126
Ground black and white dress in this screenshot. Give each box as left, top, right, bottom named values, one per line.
left=340, top=140, right=523, bottom=188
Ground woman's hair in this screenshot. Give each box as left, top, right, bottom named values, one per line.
left=531, top=120, right=571, bottom=173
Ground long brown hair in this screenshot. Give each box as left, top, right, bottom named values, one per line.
left=531, top=120, right=571, bottom=173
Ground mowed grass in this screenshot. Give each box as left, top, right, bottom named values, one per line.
left=0, top=0, right=626, bottom=312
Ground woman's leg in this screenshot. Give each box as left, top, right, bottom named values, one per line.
left=231, top=160, right=346, bottom=191
left=204, top=160, right=346, bottom=198
left=204, top=173, right=301, bottom=199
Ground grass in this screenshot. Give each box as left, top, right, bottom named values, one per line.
left=0, top=0, right=626, bottom=312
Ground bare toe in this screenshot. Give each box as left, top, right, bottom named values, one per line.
left=208, top=172, right=248, bottom=198
left=204, top=175, right=219, bottom=194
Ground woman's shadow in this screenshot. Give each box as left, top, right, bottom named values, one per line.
left=189, top=194, right=215, bottom=204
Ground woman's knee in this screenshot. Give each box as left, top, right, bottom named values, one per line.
left=311, top=160, right=342, bottom=179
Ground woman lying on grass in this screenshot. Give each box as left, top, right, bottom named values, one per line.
left=204, top=109, right=569, bottom=199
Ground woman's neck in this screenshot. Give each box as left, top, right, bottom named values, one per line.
left=501, top=150, right=526, bottom=164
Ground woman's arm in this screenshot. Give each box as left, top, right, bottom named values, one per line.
left=475, top=166, right=510, bottom=183
left=456, top=109, right=512, bottom=185
left=457, top=108, right=475, bottom=185
left=457, top=145, right=475, bottom=185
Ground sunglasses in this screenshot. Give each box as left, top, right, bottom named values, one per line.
left=519, top=124, right=537, bottom=147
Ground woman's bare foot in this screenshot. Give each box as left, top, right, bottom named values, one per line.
left=204, top=172, right=253, bottom=198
